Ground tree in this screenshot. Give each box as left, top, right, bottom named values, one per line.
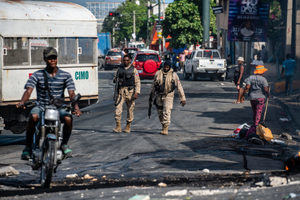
left=191, top=0, right=217, bottom=36
left=102, top=0, right=151, bottom=47
left=162, top=0, right=217, bottom=49
left=162, top=0, right=203, bottom=49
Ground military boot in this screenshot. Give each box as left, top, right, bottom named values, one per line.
left=160, top=124, right=168, bottom=135
left=123, top=122, right=131, bottom=133
left=113, top=121, right=122, bottom=133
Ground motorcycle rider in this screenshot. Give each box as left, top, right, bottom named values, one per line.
left=17, top=47, right=82, bottom=160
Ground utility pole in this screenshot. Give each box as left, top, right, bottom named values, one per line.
left=146, top=0, right=150, bottom=46
left=158, top=0, right=161, bottom=55
left=133, top=10, right=136, bottom=41
left=112, top=16, right=115, bottom=48
left=202, top=0, right=210, bottom=48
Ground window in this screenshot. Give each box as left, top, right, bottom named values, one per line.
left=213, top=51, right=220, bottom=58
left=203, top=51, right=220, bottom=59
left=31, top=38, right=56, bottom=65
left=107, top=51, right=122, bottom=56
left=79, top=38, right=94, bottom=64
left=196, top=51, right=203, bottom=57
left=58, top=38, right=77, bottom=64
left=3, top=37, right=29, bottom=66
left=136, top=54, right=159, bottom=62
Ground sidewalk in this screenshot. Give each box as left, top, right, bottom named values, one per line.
left=264, top=62, right=300, bottom=132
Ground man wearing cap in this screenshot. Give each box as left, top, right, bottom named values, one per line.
left=17, top=47, right=81, bottom=160
left=113, top=54, right=140, bottom=133
left=243, top=65, right=270, bottom=137
left=149, top=61, right=186, bottom=135
left=233, top=57, right=245, bottom=103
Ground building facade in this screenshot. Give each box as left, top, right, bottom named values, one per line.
left=86, top=0, right=125, bottom=31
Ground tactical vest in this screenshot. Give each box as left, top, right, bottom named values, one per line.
left=118, top=65, right=135, bottom=88
left=154, top=72, right=176, bottom=94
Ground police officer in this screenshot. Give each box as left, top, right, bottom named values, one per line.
left=113, top=55, right=140, bottom=133
left=149, top=61, right=186, bottom=135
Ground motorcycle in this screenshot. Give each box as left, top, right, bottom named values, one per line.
left=24, top=94, right=81, bottom=188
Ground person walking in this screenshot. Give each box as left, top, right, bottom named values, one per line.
left=243, top=65, right=270, bottom=137
left=233, top=57, right=245, bottom=103
left=113, top=55, right=140, bottom=133
left=17, top=47, right=81, bottom=160
left=179, top=53, right=186, bottom=72
left=281, top=54, right=296, bottom=95
left=149, top=61, right=186, bottom=135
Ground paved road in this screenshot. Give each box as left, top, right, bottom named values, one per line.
left=0, top=71, right=299, bottom=199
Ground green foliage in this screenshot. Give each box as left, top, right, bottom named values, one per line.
left=162, top=0, right=203, bottom=48
left=102, top=0, right=150, bottom=46
left=163, top=0, right=217, bottom=49
left=267, top=0, right=283, bottom=41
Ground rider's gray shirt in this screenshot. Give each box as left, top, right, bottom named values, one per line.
left=25, top=68, right=76, bottom=105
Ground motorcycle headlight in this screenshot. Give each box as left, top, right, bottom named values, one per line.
left=45, top=109, right=60, bottom=121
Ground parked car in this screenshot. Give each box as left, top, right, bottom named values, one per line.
left=183, top=49, right=227, bottom=81
left=132, top=50, right=162, bottom=79
left=104, top=49, right=123, bottom=70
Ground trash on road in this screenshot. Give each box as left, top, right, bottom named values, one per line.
left=280, top=133, right=293, bottom=140
left=165, top=189, right=188, bottom=196
left=271, top=139, right=285, bottom=145
left=128, top=195, right=150, bottom=200
left=284, top=193, right=300, bottom=199
left=231, top=123, right=250, bottom=138
left=202, top=168, right=210, bottom=173
left=279, top=117, right=290, bottom=122
left=66, top=174, right=79, bottom=179
left=158, top=182, right=167, bottom=187
left=0, top=166, right=19, bottom=177
left=83, top=174, right=93, bottom=179
left=269, top=176, right=288, bottom=186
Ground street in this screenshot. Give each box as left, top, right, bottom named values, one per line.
left=0, top=70, right=299, bottom=199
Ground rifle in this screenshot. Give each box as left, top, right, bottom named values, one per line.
left=113, top=70, right=121, bottom=106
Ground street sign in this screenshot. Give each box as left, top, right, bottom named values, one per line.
left=212, top=6, right=223, bottom=14
left=157, top=31, right=162, bottom=39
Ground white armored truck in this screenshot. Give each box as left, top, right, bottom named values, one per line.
left=0, top=0, right=99, bottom=133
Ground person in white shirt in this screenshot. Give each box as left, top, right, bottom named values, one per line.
left=251, top=54, right=264, bottom=74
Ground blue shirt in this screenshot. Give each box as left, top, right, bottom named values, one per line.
left=282, top=59, right=296, bottom=76
left=25, top=68, right=76, bottom=105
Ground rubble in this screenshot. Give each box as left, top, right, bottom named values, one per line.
left=158, top=182, right=167, bottom=187
left=66, top=174, right=79, bottom=179
left=128, top=195, right=150, bottom=200
left=165, top=189, right=187, bottom=196
left=0, top=166, right=19, bottom=176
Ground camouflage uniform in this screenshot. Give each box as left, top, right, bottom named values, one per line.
left=150, top=68, right=186, bottom=134
left=114, top=65, right=140, bottom=132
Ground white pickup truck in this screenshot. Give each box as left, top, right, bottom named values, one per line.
left=183, top=49, right=227, bottom=81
